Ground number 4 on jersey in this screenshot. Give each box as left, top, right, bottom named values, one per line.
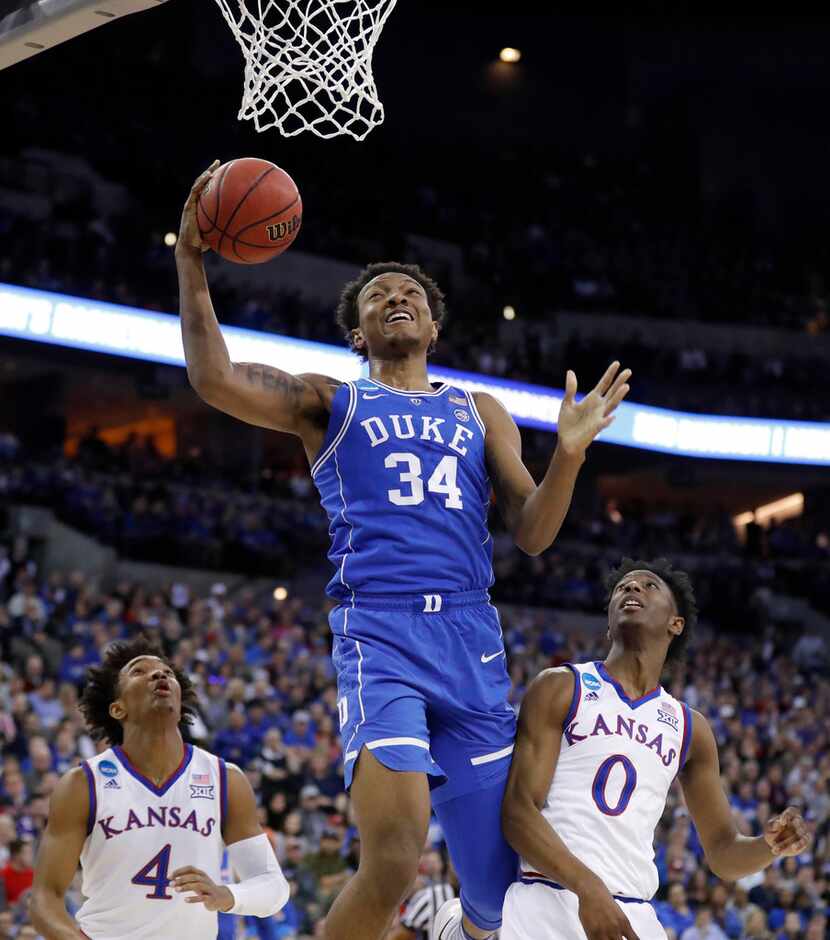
left=132, top=844, right=173, bottom=899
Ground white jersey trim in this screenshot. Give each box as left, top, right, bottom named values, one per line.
left=466, top=389, right=488, bottom=438
left=368, top=378, right=451, bottom=398
left=311, top=381, right=357, bottom=478
left=367, top=736, right=431, bottom=751
left=470, top=743, right=514, bottom=766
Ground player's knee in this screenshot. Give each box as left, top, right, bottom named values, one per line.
left=360, top=833, right=422, bottom=907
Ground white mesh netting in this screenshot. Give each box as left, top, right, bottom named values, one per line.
left=213, top=0, right=399, bottom=140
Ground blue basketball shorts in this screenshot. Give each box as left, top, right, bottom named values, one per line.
left=330, top=589, right=519, bottom=931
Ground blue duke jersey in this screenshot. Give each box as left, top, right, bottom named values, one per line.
left=312, top=378, right=493, bottom=598
left=313, top=377, right=519, bottom=932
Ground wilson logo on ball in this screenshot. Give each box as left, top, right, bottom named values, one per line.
left=197, top=157, right=303, bottom=264
left=267, top=215, right=301, bottom=242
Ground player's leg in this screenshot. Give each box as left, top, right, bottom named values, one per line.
left=431, top=773, right=517, bottom=939
left=500, top=881, right=581, bottom=940
left=325, top=606, right=446, bottom=940
left=323, top=749, right=431, bottom=940
left=426, top=602, right=519, bottom=939
left=501, top=883, right=669, bottom=940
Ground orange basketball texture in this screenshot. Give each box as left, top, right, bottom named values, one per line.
left=197, top=158, right=302, bottom=264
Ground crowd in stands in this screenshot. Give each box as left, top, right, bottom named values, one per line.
left=2, top=439, right=829, bottom=631
left=0, top=517, right=829, bottom=938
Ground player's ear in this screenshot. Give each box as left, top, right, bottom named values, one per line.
left=351, top=329, right=365, bottom=351
left=109, top=699, right=126, bottom=722
left=669, top=615, right=685, bottom=639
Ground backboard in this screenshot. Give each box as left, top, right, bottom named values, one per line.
left=0, top=0, right=169, bottom=70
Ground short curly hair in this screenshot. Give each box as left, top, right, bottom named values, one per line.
left=334, top=261, right=447, bottom=361
left=79, top=635, right=198, bottom=745
left=604, top=557, right=698, bottom=662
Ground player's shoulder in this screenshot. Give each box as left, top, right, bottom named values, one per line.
left=49, top=765, right=91, bottom=823
left=297, top=373, right=344, bottom=413
left=471, top=391, right=519, bottom=440
left=520, top=666, right=577, bottom=720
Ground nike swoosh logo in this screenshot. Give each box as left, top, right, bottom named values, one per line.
left=480, top=651, right=504, bottom=664
left=362, top=393, right=385, bottom=399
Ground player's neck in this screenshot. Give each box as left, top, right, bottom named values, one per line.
left=368, top=355, right=432, bottom=392
left=602, top=647, right=664, bottom=698
left=119, top=726, right=186, bottom=786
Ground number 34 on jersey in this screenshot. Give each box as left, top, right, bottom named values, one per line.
left=361, top=413, right=475, bottom=511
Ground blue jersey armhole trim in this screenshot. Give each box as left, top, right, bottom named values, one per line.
left=218, top=757, right=228, bottom=835
left=679, top=703, right=693, bottom=771
left=82, top=760, right=96, bottom=837
left=311, top=382, right=357, bottom=478
left=563, top=664, right=581, bottom=728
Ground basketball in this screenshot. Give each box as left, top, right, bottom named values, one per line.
left=196, top=157, right=302, bottom=264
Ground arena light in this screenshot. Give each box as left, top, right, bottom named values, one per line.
left=1, top=281, right=829, bottom=466
left=503, top=305, right=516, bottom=320
left=499, top=47, right=521, bottom=63
left=273, top=586, right=288, bottom=601
left=164, top=232, right=178, bottom=247
left=733, top=493, right=804, bottom=530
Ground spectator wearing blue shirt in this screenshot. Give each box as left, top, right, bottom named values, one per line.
left=57, top=643, right=91, bottom=686
left=681, top=907, right=728, bottom=940
left=768, top=887, right=797, bottom=931
left=213, top=708, right=256, bottom=766
left=709, top=883, right=743, bottom=939
left=245, top=699, right=271, bottom=749
left=283, top=711, right=316, bottom=750
left=657, top=884, right=696, bottom=937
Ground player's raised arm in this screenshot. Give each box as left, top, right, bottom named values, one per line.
left=171, top=763, right=289, bottom=918
left=175, top=163, right=339, bottom=446
left=680, top=709, right=811, bottom=881
left=474, top=361, right=630, bottom=556
left=30, top=768, right=90, bottom=940
left=501, top=669, right=640, bottom=940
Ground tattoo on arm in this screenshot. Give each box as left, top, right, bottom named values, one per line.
left=245, top=365, right=304, bottom=406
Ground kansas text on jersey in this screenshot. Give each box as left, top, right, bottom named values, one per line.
left=521, top=662, right=692, bottom=901
left=77, top=744, right=227, bottom=940
left=312, top=379, right=493, bottom=598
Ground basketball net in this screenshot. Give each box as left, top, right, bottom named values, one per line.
left=212, top=0, right=398, bottom=141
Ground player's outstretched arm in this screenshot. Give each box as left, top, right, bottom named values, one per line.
left=501, top=669, right=641, bottom=940
left=30, top=768, right=90, bottom=940
left=171, top=764, right=289, bottom=918
left=475, top=361, right=630, bottom=556
left=681, top=710, right=812, bottom=881
left=176, top=164, right=340, bottom=446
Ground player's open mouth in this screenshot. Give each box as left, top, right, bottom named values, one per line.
left=621, top=598, right=644, bottom=610
left=385, top=308, right=414, bottom=324
left=153, top=682, right=171, bottom=695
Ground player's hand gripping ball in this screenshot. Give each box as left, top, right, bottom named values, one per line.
left=196, top=157, right=302, bottom=264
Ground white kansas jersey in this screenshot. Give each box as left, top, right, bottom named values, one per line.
left=521, top=662, right=692, bottom=901
left=77, top=744, right=226, bottom=940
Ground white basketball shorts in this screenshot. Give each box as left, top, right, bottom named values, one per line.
left=501, top=880, right=668, bottom=940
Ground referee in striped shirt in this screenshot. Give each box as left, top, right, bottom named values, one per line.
left=386, top=850, right=456, bottom=940
left=390, top=881, right=456, bottom=940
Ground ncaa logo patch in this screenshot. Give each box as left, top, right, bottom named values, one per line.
left=99, top=760, right=119, bottom=778
left=454, top=409, right=470, bottom=422
left=582, top=673, right=602, bottom=692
